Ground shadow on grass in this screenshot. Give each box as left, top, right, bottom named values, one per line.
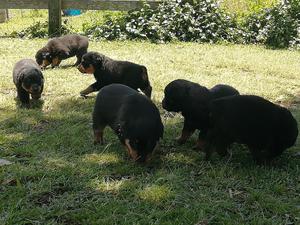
left=1, top=93, right=299, bottom=224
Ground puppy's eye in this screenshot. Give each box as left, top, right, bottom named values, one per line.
left=82, top=61, right=89, bottom=68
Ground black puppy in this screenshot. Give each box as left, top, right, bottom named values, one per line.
left=35, top=34, right=89, bottom=69
left=205, top=95, right=298, bottom=163
left=210, top=84, right=240, bottom=99
left=13, top=59, right=44, bottom=107
left=77, top=51, right=152, bottom=98
left=93, top=84, right=163, bottom=162
left=162, top=79, right=239, bottom=149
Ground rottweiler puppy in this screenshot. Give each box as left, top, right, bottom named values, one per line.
left=210, top=84, right=240, bottom=99
left=13, top=59, right=44, bottom=107
left=205, top=95, right=298, bottom=163
left=35, top=34, right=89, bottom=69
left=162, top=79, right=239, bottom=149
left=93, top=84, right=163, bottom=162
left=77, top=51, right=152, bottom=98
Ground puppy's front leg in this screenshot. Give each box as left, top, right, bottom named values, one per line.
left=17, top=87, right=30, bottom=108
left=176, top=118, right=195, bottom=145
left=93, top=129, right=104, bottom=145
left=80, top=85, right=94, bottom=97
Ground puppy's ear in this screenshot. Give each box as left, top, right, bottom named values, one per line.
left=58, top=50, right=70, bottom=58
left=93, top=54, right=104, bottom=65
left=35, top=69, right=44, bottom=81
left=17, top=72, right=25, bottom=85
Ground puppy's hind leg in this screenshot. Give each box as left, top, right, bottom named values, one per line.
left=93, top=128, right=104, bottom=145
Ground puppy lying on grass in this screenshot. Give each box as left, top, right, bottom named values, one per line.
left=93, top=84, right=163, bottom=162
left=35, top=34, right=89, bottom=69
left=13, top=59, right=44, bottom=108
left=205, top=95, right=298, bottom=163
left=162, top=79, right=239, bottom=149
left=77, top=51, right=152, bottom=98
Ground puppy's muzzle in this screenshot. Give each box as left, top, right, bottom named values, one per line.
left=77, top=64, right=86, bottom=73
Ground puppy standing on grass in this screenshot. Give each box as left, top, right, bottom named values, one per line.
left=35, top=34, right=89, bottom=69
left=77, top=51, right=152, bottom=98
left=93, top=84, right=163, bottom=162
left=162, top=79, right=239, bottom=150
left=205, top=95, right=298, bottom=163
left=13, top=59, right=44, bottom=108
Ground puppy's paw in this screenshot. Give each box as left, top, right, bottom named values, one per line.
left=176, top=137, right=186, bottom=145
left=80, top=93, right=88, bottom=99
left=93, top=140, right=103, bottom=145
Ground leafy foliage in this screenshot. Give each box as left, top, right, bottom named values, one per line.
left=7, top=0, right=300, bottom=49
left=244, top=0, right=300, bottom=48
left=83, top=0, right=239, bottom=43
left=10, top=20, right=73, bottom=38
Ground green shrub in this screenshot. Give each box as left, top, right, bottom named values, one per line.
left=244, top=0, right=300, bottom=48
left=83, top=0, right=239, bottom=43
left=7, top=0, right=300, bottom=49
left=10, top=19, right=73, bottom=38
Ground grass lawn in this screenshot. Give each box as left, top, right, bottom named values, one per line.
left=0, top=38, right=299, bottom=225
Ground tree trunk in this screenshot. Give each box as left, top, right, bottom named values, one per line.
left=0, top=9, right=7, bottom=23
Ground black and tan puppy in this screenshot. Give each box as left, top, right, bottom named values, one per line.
left=35, top=34, right=89, bottom=69
left=205, top=95, right=298, bottom=163
left=162, top=79, right=239, bottom=149
left=13, top=59, right=44, bottom=107
left=93, top=84, right=163, bottom=162
left=77, top=51, right=152, bottom=98
left=210, top=84, right=240, bottom=99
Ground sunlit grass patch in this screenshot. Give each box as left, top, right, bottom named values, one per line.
left=0, top=38, right=299, bottom=225
left=138, top=184, right=174, bottom=203
left=82, top=152, right=121, bottom=165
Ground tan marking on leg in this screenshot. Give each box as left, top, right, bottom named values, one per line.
left=94, top=129, right=104, bottom=145
left=193, top=138, right=206, bottom=151
left=125, top=139, right=139, bottom=161
left=176, top=129, right=194, bottom=145
left=42, top=59, right=50, bottom=68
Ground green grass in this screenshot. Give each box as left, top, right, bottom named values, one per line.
left=0, top=38, right=300, bottom=225
left=221, top=0, right=278, bottom=16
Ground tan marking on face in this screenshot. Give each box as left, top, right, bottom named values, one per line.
left=42, top=59, right=50, bottom=68
left=51, top=57, right=61, bottom=67
left=77, top=64, right=86, bottom=73
left=78, top=64, right=95, bottom=74
left=85, top=65, right=95, bottom=74
left=125, top=139, right=139, bottom=161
